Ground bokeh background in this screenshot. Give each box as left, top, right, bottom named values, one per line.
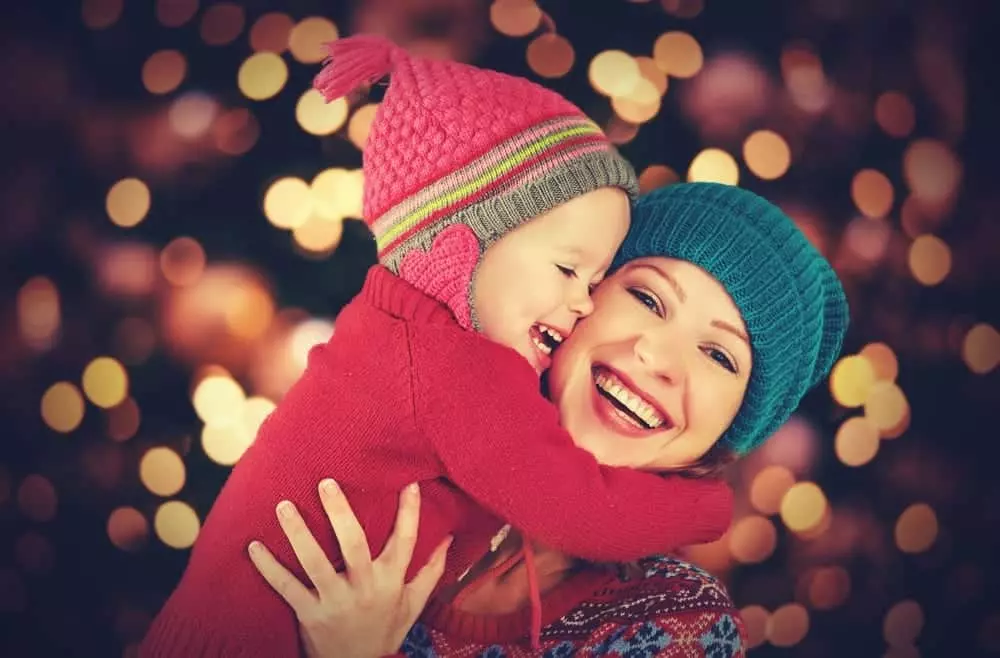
left=1, top=0, right=997, bottom=656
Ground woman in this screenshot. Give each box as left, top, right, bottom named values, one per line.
left=247, top=183, right=850, bottom=657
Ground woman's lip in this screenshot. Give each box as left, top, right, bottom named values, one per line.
left=589, top=378, right=654, bottom=439
left=592, top=363, right=674, bottom=429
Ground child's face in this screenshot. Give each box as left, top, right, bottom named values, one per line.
left=472, top=187, right=630, bottom=373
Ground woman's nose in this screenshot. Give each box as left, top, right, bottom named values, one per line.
left=634, top=331, right=686, bottom=383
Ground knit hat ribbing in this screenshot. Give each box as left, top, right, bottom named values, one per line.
left=612, top=183, right=850, bottom=456
left=314, top=35, right=637, bottom=327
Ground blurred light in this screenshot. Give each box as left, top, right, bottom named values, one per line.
left=638, top=165, right=678, bottom=193
left=844, top=216, right=891, bottom=263
left=728, top=515, right=777, bottom=564
left=250, top=12, right=294, bottom=53
left=140, top=447, right=186, bottom=497
left=82, top=356, right=129, bottom=409
left=766, top=603, right=810, bottom=647
left=202, top=423, right=252, bottom=466
left=688, top=148, right=739, bottom=185
left=290, top=319, right=335, bottom=370
left=750, top=465, right=795, bottom=515
left=107, top=507, right=149, bottom=551
left=106, top=178, right=151, bottom=228
left=200, top=2, right=244, bottom=46
left=154, top=500, right=200, bottom=549
left=903, top=139, right=962, bottom=206
left=612, top=78, right=660, bottom=123
left=860, top=342, right=899, bottom=382
left=740, top=605, right=769, bottom=649
left=908, top=235, right=951, bottom=286
left=192, top=375, right=246, bottom=426
left=18, top=276, right=60, bottom=351
left=743, top=130, right=791, bottom=180
left=293, top=216, right=345, bottom=255
left=238, top=52, right=288, bottom=101
left=296, top=90, right=349, bottom=136
left=311, top=168, right=363, bottom=220
left=161, top=237, right=206, bottom=287
left=758, top=416, right=819, bottom=476
left=851, top=169, right=894, bottom=218
left=781, top=44, right=829, bottom=113
left=41, top=382, right=85, bottom=433
left=96, top=242, right=158, bottom=298
left=213, top=107, right=260, bottom=155
left=114, top=317, right=157, bottom=366
left=835, top=416, right=880, bottom=467
left=243, top=396, right=276, bottom=435
left=980, top=612, right=1000, bottom=654
left=884, top=600, right=924, bottom=647
left=490, top=0, right=542, bottom=37
left=288, top=17, right=339, bottom=64
left=653, top=31, right=703, bottom=78
left=348, top=104, right=379, bottom=149
left=0, top=569, right=26, bottom=613
left=660, top=0, right=704, bottom=18
left=962, top=323, right=1000, bottom=374
left=264, top=177, right=313, bottom=229
left=15, top=532, right=54, bottom=574
left=605, top=117, right=639, bottom=145
left=142, top=50, right=187, bottom=95
left=830, top=355, right=876, bottom=408
left=635, top=56, right=668, bottom=96
left=106, top=397, right=141, bottom=442
left=225, top=284, right=275, bottom=340
left=169, top=92, right=218, bottom=139
left=880, top=405, right=911, bottom=440
left=17, top=474, right=57, bottom=522
left=589, top=50, right=641, bottom=98
left=864, top=382, right=909, bottom=432
left=157, top=0, right=198, bottom=27
left=807, top=566, right=851, bottom=610
left=83, top=0, right=123, bottom=29
left=875, top=91, right=915, bottom=138
left=780, top=481, right=827, bottom=534
left=81, top=443, right=125, bottom=491
left=526, top=33, right=574, bottom=79
left=895, top=503, right=938, bottom=554
left=683, top=533, right=733, bottom=574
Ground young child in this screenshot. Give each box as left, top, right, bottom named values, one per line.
left=141, top=36, right=732, bottom=657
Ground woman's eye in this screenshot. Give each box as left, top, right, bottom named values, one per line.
left=705, top=347, right=737, bottom=374
left=628, top=287, right=662, bottom=316
left=556, top=265, right=576, bottom=278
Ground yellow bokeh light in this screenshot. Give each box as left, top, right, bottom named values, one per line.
left=780, top=481, right=828, bottom=534
left=225, top=282, right=275, bottom=340
left=244, top=396, right=276, bottom=435
left=688, top=148, right=739, bottom=185
left=311, top=168, right=363, bottom=220
left=830, top=355, right=876, bottom=408
left=526, top=33, right=575, bottom=79
left=82, top=356, right=129, bottom=409
left=860, top=342, right=899, bottom=382
left=237, top=52, right=288, bottom=101
left=156, top=0, right=198, bottom=27
left=835, top=416, right=880, bottom=467
left=635, top=56, right=668, bottom=96
left=288, top=17, right=339, bottom=64
left=743, top=130, right=791, bottom=180
left=903, top=139, right=962, bottom=206
left=106, top=397, right=141, bottom=442
left=490, top=0, right=542, bottom=37
left=106, top=178, right=151, bottom=228
left=728, top=515, right=777, bottom=564
left=142, top=50, right=187, bottom=95
left=808, top=566, right=851, bottom=610
left=154, top=500, right=200, bottom=549
left=18, top=276, right=60, bottom=349
left=652, top=31, right=703, bottom=78
left=962, top=323, right=1000, bottom=374
left=83, top=0, right=123, bottom=30
left=767, top=603, right=810, bottom=647
left=160, top=236, right=206, bottom=287
left=213, top=107, right=260, bottom=156
left=895, top=503, right=938, bottom=553
left=908, top=234, right=951, bottom=286
left=200, top=2, right=244, bottom=46
left=250, top=12, right=294, bottom=54
left=611, top=78, right=661, bottom=124
left=41, top=381, right=85, bottom=433
left=293, top=216, right=345, bottom=255
left=192, top=375, right=246, bottom=426
left=638, top=165, right=679, bottom=193
left=202, top=423, right=253, bottom=466
left=140, top=447, right=186, bottom=497
left=749, top=465, right=796, bottom=515
left=851, top=169, right=894, bottom=218
left=17, top=475, right=58, bottom=522
left=107, top=506, right=149, bottom=551
left=884, top=600, right=924, bottom=647
left=864, top=381, right=909, bottom=432
left=263, top=177, right=313, bottom=229
left=875, top=91, right=915, bottom=138
left=348, top=104, right=379, bottom=150
left=589, top=50, right=641, bottom=98
left=296, top=90, right=349, bottom=136
left=740, top=605, right=769, bottom=649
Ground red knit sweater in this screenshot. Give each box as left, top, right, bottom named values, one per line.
left=140, top=266, right=732, bottom=658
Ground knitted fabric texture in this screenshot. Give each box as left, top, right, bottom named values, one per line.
left=612, top=183, right=849, bottom=455
left=314, top=35, right=637, bottom=327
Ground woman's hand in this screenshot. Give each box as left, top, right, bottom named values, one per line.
left=248, top=480, right=450, bottom=658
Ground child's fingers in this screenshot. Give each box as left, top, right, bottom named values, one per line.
left=275, top=500, right=342, bottom=595
left=248, top=540, right=317, bottom=615
left=404, top=535, right=451, bottom=619
left=317, top=479, right=374, bottom=587
left=381, top=483, right=421, bottom=571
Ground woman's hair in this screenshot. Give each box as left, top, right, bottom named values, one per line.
left=662, top=442, right=737, bottom=479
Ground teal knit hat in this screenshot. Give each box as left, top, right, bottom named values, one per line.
left=611, top=183, right=850, bottom=456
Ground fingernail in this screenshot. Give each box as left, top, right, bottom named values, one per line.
left=277, top=500, right=295, bottom=518
left=406, top=482, right=420, bottom=497
left=248, top=541, right=262, bottom=556
left=320, top=479, right=339, bottom=495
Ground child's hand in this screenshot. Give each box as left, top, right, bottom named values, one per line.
left=248, top=481, right=451, bottom=658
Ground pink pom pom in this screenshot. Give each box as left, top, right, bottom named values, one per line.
left=313, top=34, right=406, bottom=102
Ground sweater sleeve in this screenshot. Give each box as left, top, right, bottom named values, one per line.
left=410, top=328, right=733, bottom=562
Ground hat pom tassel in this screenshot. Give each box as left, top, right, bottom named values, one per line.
left=313, top=34, right=404, bottom=101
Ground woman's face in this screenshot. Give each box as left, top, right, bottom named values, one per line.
left=547, top=256, right=753, bottom=470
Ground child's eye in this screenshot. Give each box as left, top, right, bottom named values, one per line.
left=556, top=265, right=576, bottom=278
left=627, top=287, right=663, bottom=316
left=704, top=346, right=738, bottom=374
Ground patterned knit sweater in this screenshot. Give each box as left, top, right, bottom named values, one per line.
left=399, top=555, right=747, bottom=657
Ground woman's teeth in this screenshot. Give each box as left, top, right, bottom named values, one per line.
left=594, top=370, right=665, bottom=429
left=530, top=324, right=564, bottom=356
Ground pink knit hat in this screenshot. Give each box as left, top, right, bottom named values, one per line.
left=314, top=35, right=637, bottom=328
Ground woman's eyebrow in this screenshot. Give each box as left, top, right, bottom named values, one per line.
left=712, top=320, right=750, bottom=347
left=631, top=263, right=686, bottom=302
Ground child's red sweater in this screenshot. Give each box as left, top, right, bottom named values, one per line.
left=140, top=266, right=732, bottom=657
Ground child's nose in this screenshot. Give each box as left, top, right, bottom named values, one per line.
left=567, top=283, right=594, bottom=317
